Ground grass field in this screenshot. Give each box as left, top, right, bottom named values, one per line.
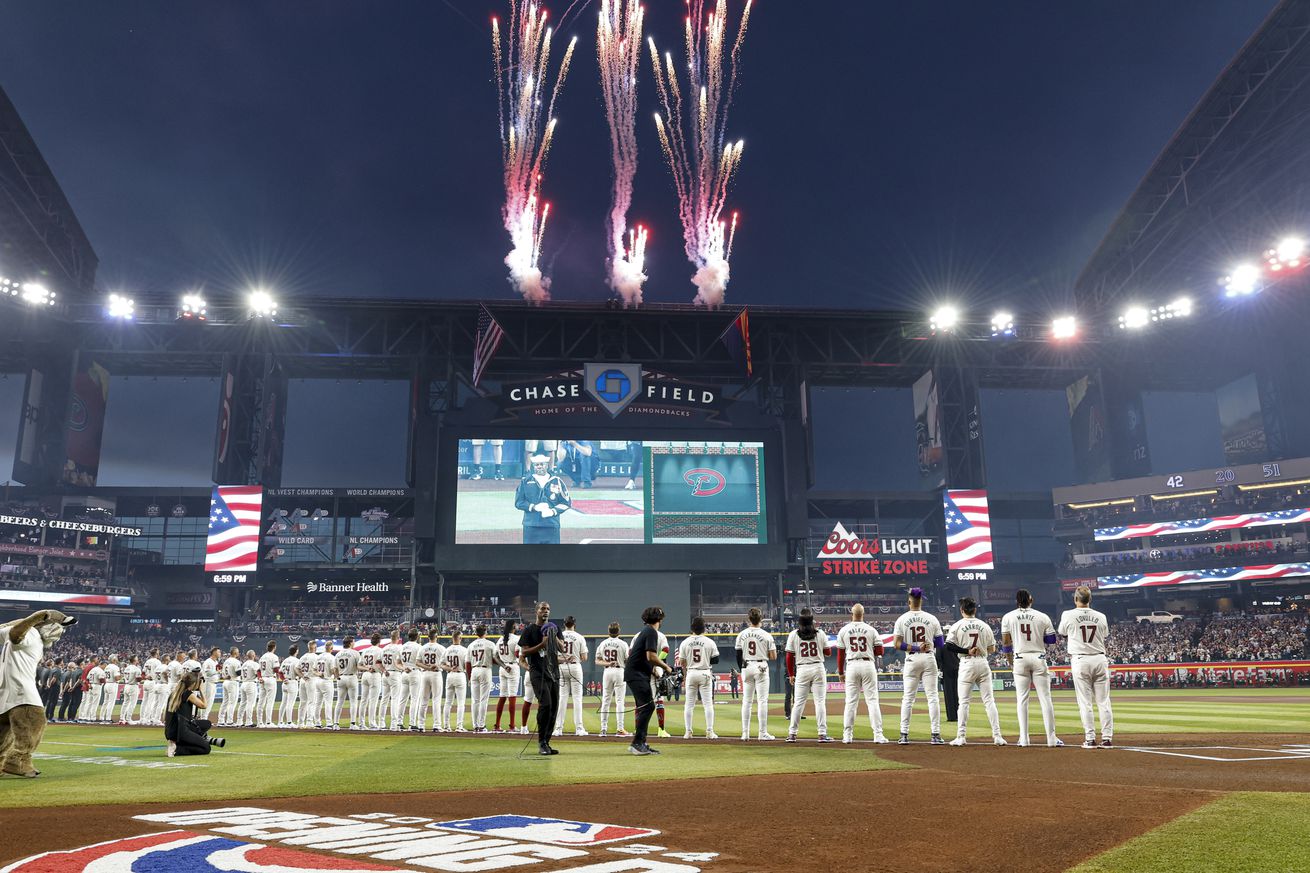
left=12, top=688, right=1309, bottom=871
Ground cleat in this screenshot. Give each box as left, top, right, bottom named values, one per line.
left=1049, top=738, right=1065, bottom=748
left=741, top=732, right=750, bottom=741
left=842, top=734, right=853, bottom=744
left=575, top=729, right=588, bottom=737
left=1100, top=739, right=1113, bottom=748
left=785, top=733, right=798, bottom=743
left=949, top=736, right=967, bottom=746
left=646, top=745, right=661, bottom=755
left=706, top=732, right=719, bottom=740
left=874, top=734, right=890, bottom=744
left=758, top=732, right=777, bottom=741
left=657, top=729, right=671, bottom=739
left=817, top=734, right=835, bottom=743
left=598, top=731, right=608, bottom=738
left=930, top=734, right=945, bottom=745
left=683, top=732, right=693, bottom=739
left=166, top=741, right=177, bottom=758
left=519, top=726, right=529, bottom=735
left=898, top=733, right=910, bottom=745
left=616, top=730, right=630, bottom=737
left=994, top=736, right=1008, bottom=746
left=1017, top=740, right=1030, bottom=747
left=1082, top=740, right=1097, bottom=749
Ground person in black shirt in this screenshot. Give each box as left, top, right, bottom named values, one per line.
left=625, top=606, right=668, bottom=756
left=518, top=601, right=561, bottom=755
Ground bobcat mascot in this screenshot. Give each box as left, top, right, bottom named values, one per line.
left=0, top=609, right=76, bottom=777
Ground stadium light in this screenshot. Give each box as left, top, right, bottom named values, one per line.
left=1266, top=236, right=1306, bottom=273
left=106, top=293, right=134, bottom=320
left=1157, top=296, right=1192, bottom=320
left=247, top=289, right=278, bottom=319
left=1051, top=315, right=1077, bottom=340
left=178, top=293, right=207, bottom=321
left=6, top=280, right=56, bottom=306
left=929, top=305, right=960, bottom=333
left=989, top=311, right=1014, bottom=337
left=1221, top=263, right=1261, bottom=297
left=1118, top=305, right=1149, bottom=330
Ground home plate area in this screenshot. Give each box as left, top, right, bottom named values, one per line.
left=1119, top=743, right=1310, bottom=762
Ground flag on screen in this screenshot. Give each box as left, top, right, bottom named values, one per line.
left=717, top=308, right=753, bottom=377
left=472, top=304, right=506, bottom=388
left=944, top=489, right=994, bottom=570
left=206, top=485, right=263, bottom=572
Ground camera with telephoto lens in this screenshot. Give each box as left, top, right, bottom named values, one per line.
left=656, top=666, right=683, bottom=698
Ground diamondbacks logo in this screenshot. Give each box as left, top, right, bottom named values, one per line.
left=583, top=362, right=642, bottom=418
left=682, top=468, right=725, bottom=497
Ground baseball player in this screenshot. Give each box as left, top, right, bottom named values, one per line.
left=553, top=616, right=589, bottom=736
left=166, top=652, right=185, bottom=707
left=395, top=630, right=420, bottom=729
left=280, top=645, right=301, bottom=727
left=678, top=616, right=720, bottom=739
left=318, top=641, right=338, bottom=728
left=258, top=641, right=280, bottom=728
left=442, top=630, right=470, bottom=732
left=785, top=609, right=833, bottom=743
left=382, top=631, right=404, bottom=731
left=298, top=644, right=319, bottom=728
left=893, top=587, right=945, bottom=745
left=238, top=650, right=260, bottom=727
left=219, top=647, right=242, bottom=728
left=1001, top=588, right=1063, bottom=747
left=734, top=607, right=777, bottom=740
left=98, top=655, right=121, bottom=724
left=119, top=655, right=142, bottom=724
left=837, top=603, right=889, bottom=744
left=467, top=625, right=498, bottom=732
left=1058, top=585, right=1113, bottom=748
left=359, top=633, right=384, bottom=730
left=946, top=598, right=1006, bottom=746
left=334, top=636, right=362, bottom=729
left=596, top=622, right=630, bottom=737
left=82, top=658, right=105, bottom=723
left=200, top=648, right=221, bottom=722
left=469, top=438, right=506, bottom=480
left=141, top=648, right=162, bottom=726
left=493, top=619, right=520, bottom=732
left=182, top=649, right=202, bottom=676
left=413, top=633, right=446, bottom=731
left=518, top=646, right=536, bottom=735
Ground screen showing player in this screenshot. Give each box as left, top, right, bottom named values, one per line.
left=454, top=439, right=767, bottom=545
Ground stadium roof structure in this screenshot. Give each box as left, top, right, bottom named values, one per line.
left=0, top=85, right=98, bottom=301
left=1075, top=0, right=1310, bottom=310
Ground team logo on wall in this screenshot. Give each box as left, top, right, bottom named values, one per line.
left=683, top=468, right=726, bottom=497
left=583, top=362, right=642, bottom=418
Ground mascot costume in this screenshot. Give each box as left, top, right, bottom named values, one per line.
left=0, top=609, right=77, bottom=777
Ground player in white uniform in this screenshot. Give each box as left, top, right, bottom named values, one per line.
left=279, top=646, right=301, bottom=727
left=893, top=587, right=945, bottom=745
left=141, top=649, right=163, bottom=726
left=595, top=622, right=630, bottom=737
left=82, top=660, right=105, bottom=723
left=734, top=607, right=778, bottom=740
left=946, top=598, right=1006, bottom=746
left=334, top=637, right=362, bottom=729
left=359, top=634, right=384, bottom=730
left=319, top=641, right=339, bottom=728
left=1001, top=588, right=1063, bottom=747
left=200, top=648, right=222, bottom=722
left=678, top=617, right=720, bottom=739
left=98, top=655, right=121, bottom=723
left=442, top=631, right=470, bottom=732
left=119, top=656, right=142, bottom=724
left=553, top=617, right=589, bottom=736
left=1058, top=585, right=1113, bottom=748
left=413, top=635, right=446, bottom=731
left=493, top=620, right=520, bottom=733
left=469, top=438, right=506, bottom=480
left=467, top=625, right=498, bottom=732
left=382, top=633, right=404, bottom=731
left=182, top=650, right=202, bottom=677
left=258, top=642, right=280, bottom=728
left=394, top=630, right=419, bottom=730
left=785, top=609, right=833, bottom=742
left=297, top=646, right=319, bottom=727
left=238, top=650, right=260, bottom=727
left=837, top=604, right=889, bottom=744
left=219, top=648, right=242, bottom=727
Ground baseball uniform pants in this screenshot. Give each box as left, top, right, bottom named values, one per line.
left=119, top=684, right=140, bottom=723
left=601, top=666, right=626, bottom=733
left=740, top=661, right=771, bottom=736
left=470, top=667, right=493, bottom=729
left=955, top=658, right=1002, bottom=738
left=360, top=674, right=382, bottom=728
left=554, top=663, right=585, bottom=734
left=259, top=678, right=277, bottom=726
left=98, top=684, right=119, bottom=723
left=842, top=659, right=883, bottom=738
left=280, top=680, right=299, bottom=725
left=444, top=673, right=468, bottom=731
left=684, top=668, right=715, bottom=735
left=1071, top=654, right=1113, bottom=742
left=200, top=680, right=217, bottom=721
left=1013, top=653, right=1057, bottom=744
left=900, top=652, right=941, bottom=736
left=336, top=675, right=359, bottom=727
left=240, top=681, right=259, bottom=726
left=220, top=680, right=239, bottom=725
left=788, top=663, right=828, bottom=737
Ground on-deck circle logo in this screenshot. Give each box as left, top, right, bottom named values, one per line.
left=682, top=468, right=725, bottom=497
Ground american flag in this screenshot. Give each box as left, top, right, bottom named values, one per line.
left=205, top=485, right=263, bottom=572
left=1099, top=562, right=1310, bottom=589
left=1095, top=507, right=1310, bottom=542
left=472, top=304, right=505, bottom=388
left=944, top=489, right=994, bottom=570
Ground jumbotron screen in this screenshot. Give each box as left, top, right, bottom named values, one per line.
left=454, top=439, right=767, bottom=545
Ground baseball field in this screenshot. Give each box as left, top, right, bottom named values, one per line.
left=2, top=688, right=1307, bottom=872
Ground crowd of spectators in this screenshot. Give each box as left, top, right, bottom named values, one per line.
left=1063, top=483, right=1310, bottom=527
left=1066, top=537, right=1305, bottom=571
left=0, top=558, right=110, bottom=592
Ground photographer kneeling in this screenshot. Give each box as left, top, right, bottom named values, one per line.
left=165, top=671, right=225, bottom=756
left=625, top=606, right=668, bottom=756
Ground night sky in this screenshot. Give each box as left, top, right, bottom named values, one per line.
left=0, top=1, right=1268, bottom=487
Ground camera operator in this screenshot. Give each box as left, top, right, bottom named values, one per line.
left=625, top=606, right=668, bottom=756
left=518, top=601, right=561, bottom=756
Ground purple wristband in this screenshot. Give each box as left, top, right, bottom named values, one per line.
left=1043, top=632, right=1058, bottom=645
left=932, top=635, right=945, bottom=649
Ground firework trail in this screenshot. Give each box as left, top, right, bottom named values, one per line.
left=598, top=0, right=648, bottom=306
left=649, top=0, right=751, bottom=307
left=492, top=1, right=577, bottom=303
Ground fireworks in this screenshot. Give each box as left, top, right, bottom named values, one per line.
left=492, top=1, right=577, bottom=303
left=598, top=0, right=648, bottom=306
left=649, top=0, right=752, bottom=307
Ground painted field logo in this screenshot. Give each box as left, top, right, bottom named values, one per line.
left=1, top=830, right=407, bottom=872
left=682, top=468, right=725, bottom=497
left=435, top=815, right=660, bottom=846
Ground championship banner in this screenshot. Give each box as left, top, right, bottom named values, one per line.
left=61, top=354, right=111, bottom=487
left=1098, top=562, right=1310, bottom=589
left=1096, top=507, right=1310, bottom=542
left=912, top=370, right=944, bottom=489
left=0, top=589, right=131, bottom=607
left=1067, top=373, right=1111, bottom=484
